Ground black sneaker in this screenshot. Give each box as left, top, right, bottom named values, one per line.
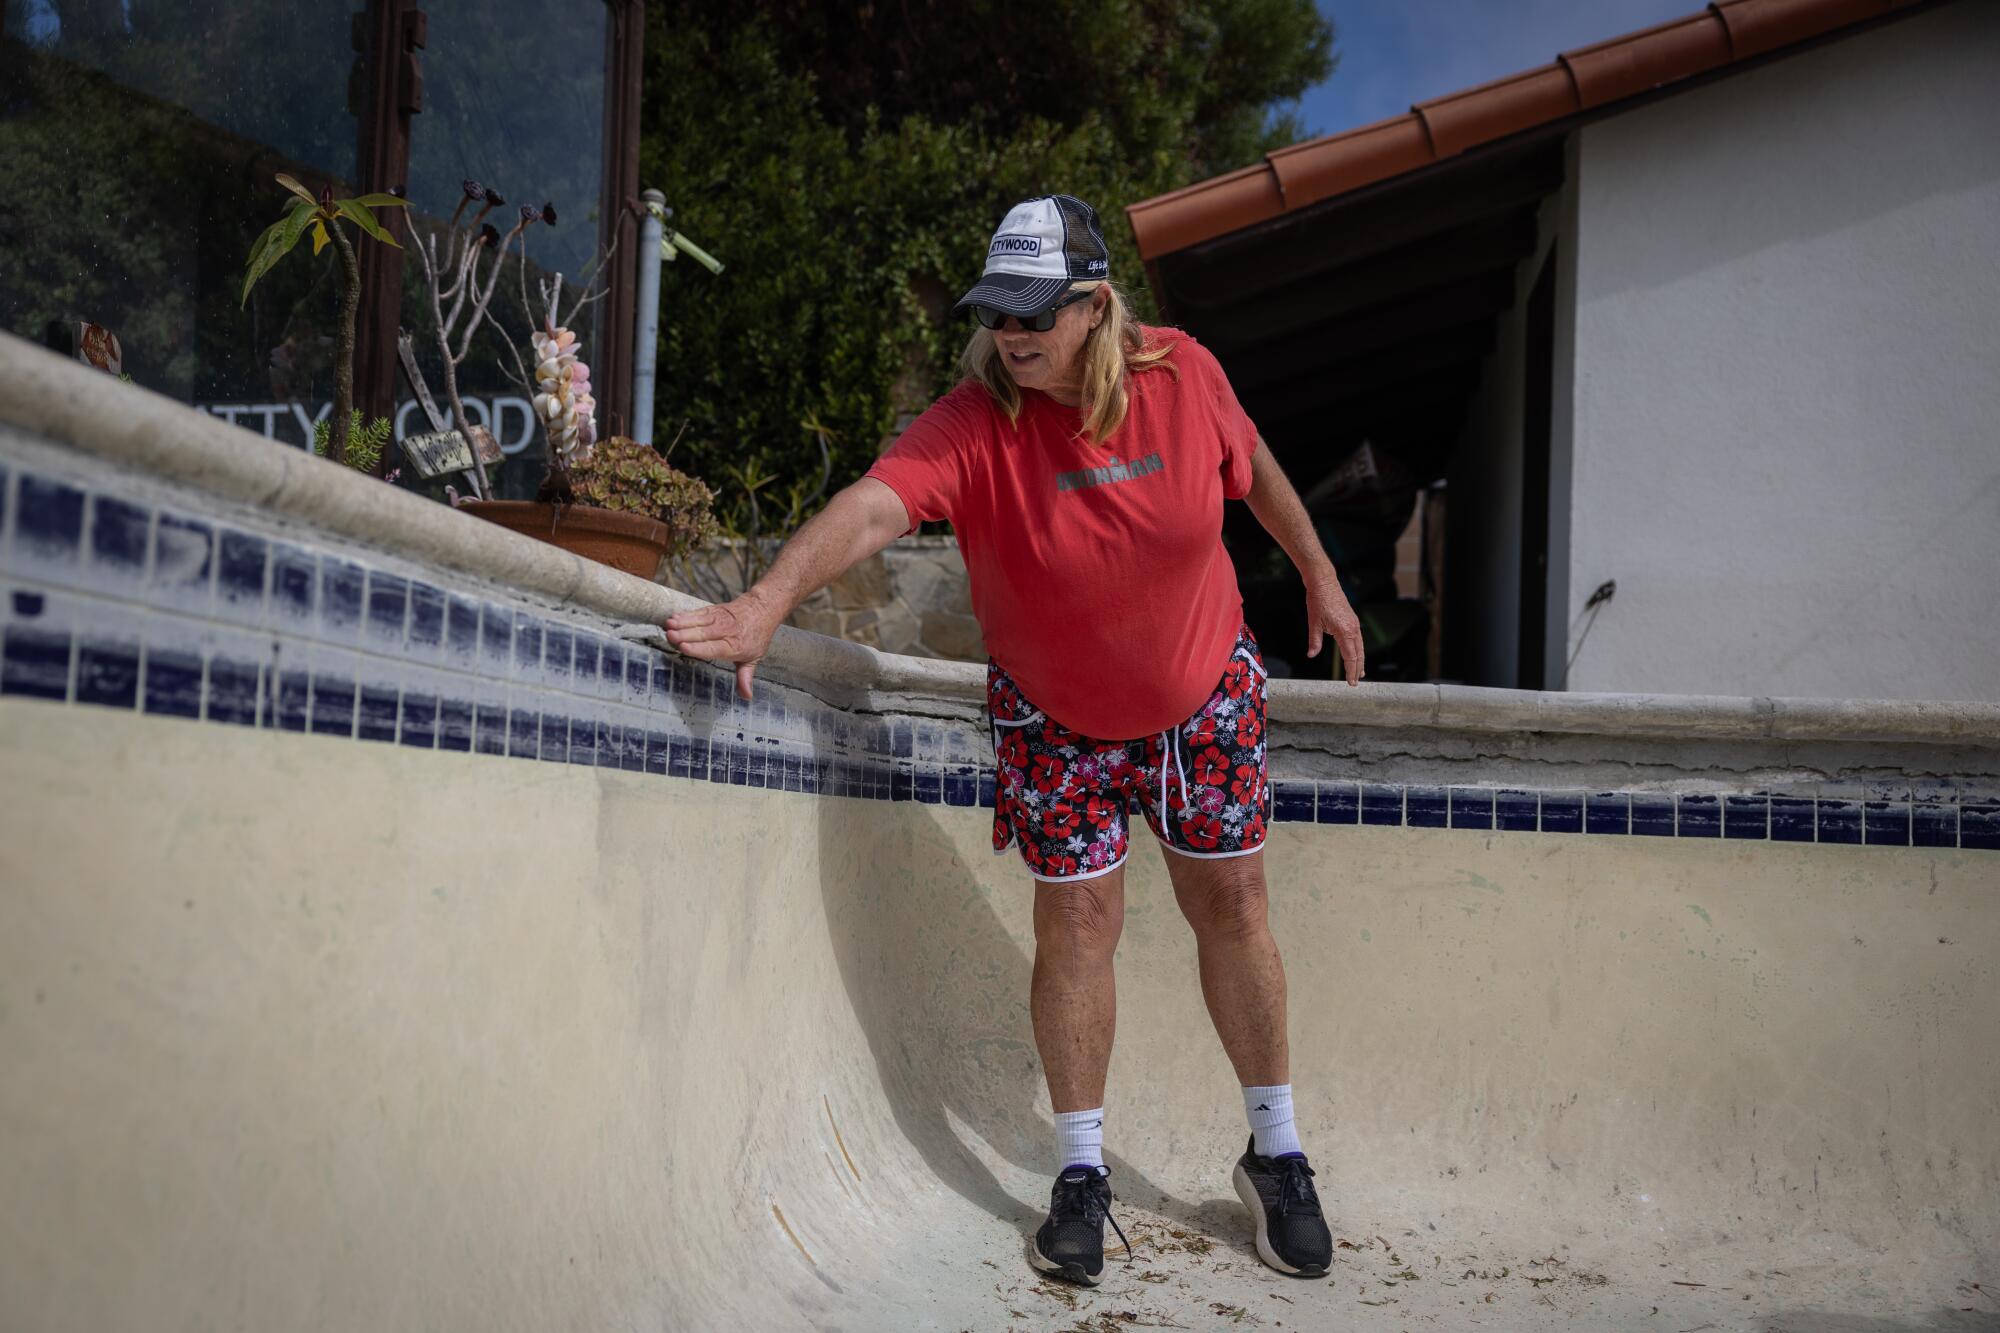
left=1232, top=1135, right=1333, bottom=1277
left=1027, top=1165, right=1130, bottom=1286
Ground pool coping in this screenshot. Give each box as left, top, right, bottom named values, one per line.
left=5, top=332, right=1995, bottom=748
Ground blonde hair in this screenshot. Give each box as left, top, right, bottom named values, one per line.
left=957, top=280, right=1176, bottom=444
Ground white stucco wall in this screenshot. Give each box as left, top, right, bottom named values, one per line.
left=1566, top=1, right=2000, bottom=700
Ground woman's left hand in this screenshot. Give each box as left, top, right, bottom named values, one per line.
left=1305, top=568, right=1366, bottom=686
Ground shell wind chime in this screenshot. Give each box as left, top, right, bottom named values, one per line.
left=531, top=292, right=597, bottom=468
left=532, top=323, right=596, bottom=465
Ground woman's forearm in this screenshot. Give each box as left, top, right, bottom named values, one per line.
left=747, top=478, right=907, bottom=619
left=1242, top=439, right=1335, bottom=582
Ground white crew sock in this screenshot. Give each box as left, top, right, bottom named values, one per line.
left=1244, top=1084, right=1303, bottom=1158
left=1055, top=1106, right=1106, bottom=1173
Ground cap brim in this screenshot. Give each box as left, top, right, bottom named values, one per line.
left=952, top=273, right=1069, bottom=315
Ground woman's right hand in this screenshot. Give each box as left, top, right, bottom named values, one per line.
left=664, top=588, right=785, bottom=701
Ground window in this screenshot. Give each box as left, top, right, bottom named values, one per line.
left=1, top=1, right=639, bottom=496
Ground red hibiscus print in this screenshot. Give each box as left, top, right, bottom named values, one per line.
left=1191, top=745, right=1232, bottom=788
left=1229, top=762, right=1261, bottom=803
left=1233, top=710, right=1262, bottom=748
left=1045, top=799, right=1082, bottom=838
left=987, top=628, right=1267, bottom=881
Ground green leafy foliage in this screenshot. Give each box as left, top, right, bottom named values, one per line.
left=240, top=201, right=319, bottom=306
left=312, top=412, right=392, bottom=473
left=332, top=196, right=403, bottom=249
left=239, top=175, right=407, bottom=307
left=570, top=436, right=721, bottom=558
left=640, top=0, right=1334, bottom=525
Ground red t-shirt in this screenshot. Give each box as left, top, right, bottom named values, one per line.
left=865, top=326, right=1260, bottom=740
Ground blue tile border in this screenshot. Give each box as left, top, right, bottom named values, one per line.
left=76, top=635, right=139, bottom=709
left=1495, top=789, right=1538, bottom=832
left=1819, top=799, right=1863, bottom=845
left=1770, top=797, right=1815, bottom=843
left=4, top=456, right=1996, bottom=856
left=1724, top=795, right=1769, bottom=841
left=1677, top=794, right=1720, bottom=838
left=1271, top=781, right=1315, bottom=824
left=1449, top=787, right=1493, bottom=831
left=1360, top=783, right=1403, bottom=826
left=1316, top=781, right=1358, bottom=824
left=1963, top=803, right=2000, bottom=852
left=1541, top=792, right=1583, bottom=835
left=1406, top=786, right=1448, bottom=828
left=1631, top=794, right=1675, bottom=838
left=1586, top=792, right=1630, bottom=836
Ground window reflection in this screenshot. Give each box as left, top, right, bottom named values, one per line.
left=0, top=0, right=358, bottom=412
left=1, top=0, right=617, bottom=501
left=402, top=2, right=608, bottom=497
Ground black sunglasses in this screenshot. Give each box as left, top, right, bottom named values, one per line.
left=972, top=288, right=1092, bottom=333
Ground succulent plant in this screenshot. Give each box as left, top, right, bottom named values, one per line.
left=568, top=436, right=720, bottom=556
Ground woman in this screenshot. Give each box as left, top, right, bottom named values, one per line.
left=664, top=194, right=1364, bottom=1286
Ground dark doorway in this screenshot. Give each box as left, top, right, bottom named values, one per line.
left=1517, top=245, right=1556, bottom=690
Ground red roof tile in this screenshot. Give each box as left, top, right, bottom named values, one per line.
left=1128, top=0, right=1934, bottom=261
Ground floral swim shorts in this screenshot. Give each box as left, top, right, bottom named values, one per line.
left=987, top=623, right=1272, bottom=883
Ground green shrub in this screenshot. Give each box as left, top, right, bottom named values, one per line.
left=641, top=1, right=1334, bottom=528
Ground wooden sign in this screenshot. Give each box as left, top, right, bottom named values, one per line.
left=395, top=332, right=450, bottom=433
left=467, top=424, right=503, bottom=465
left=400, top=428, right=476, bottom=478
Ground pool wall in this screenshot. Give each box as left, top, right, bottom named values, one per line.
left=2, top=335, right=1996, bottom=1330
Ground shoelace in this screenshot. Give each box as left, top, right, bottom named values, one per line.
left=1275, top=1157, right=1323, bottom=1218
left=1053, top=1173, right=1134, bottom=1263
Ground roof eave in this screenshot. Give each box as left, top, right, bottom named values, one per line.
left=1128, top=0, right=1937, bottom=265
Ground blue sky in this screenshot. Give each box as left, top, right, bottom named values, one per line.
left=1294, top=0, right=1702, bottom=139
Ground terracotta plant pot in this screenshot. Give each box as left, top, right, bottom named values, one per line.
left=460, top=501, right=671, bottom=581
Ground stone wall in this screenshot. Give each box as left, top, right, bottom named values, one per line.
left=670, top=535, right=983, bottom=663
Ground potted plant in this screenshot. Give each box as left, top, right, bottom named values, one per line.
left=239, top=173, right=407, bottom=464
left=392, top=179, right=720, bottom=579
left=467, top=432, right=720, bottom=580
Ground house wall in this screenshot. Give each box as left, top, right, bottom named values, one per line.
left=1567, top=0, right=2000, bottom=699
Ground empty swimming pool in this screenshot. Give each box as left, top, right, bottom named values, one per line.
left=2, top=337, right=1997, bottom=1331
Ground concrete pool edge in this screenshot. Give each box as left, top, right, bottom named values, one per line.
left=5, top=332, right=1997, bottom=748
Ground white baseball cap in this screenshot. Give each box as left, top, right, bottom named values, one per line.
left=953, top=194, right=1112, bottom=316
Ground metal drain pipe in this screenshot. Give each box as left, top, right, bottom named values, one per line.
left=631, top=187, right=666, bottom=444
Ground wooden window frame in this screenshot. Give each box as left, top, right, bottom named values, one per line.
left=351, top=0, right=644, bottom=464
